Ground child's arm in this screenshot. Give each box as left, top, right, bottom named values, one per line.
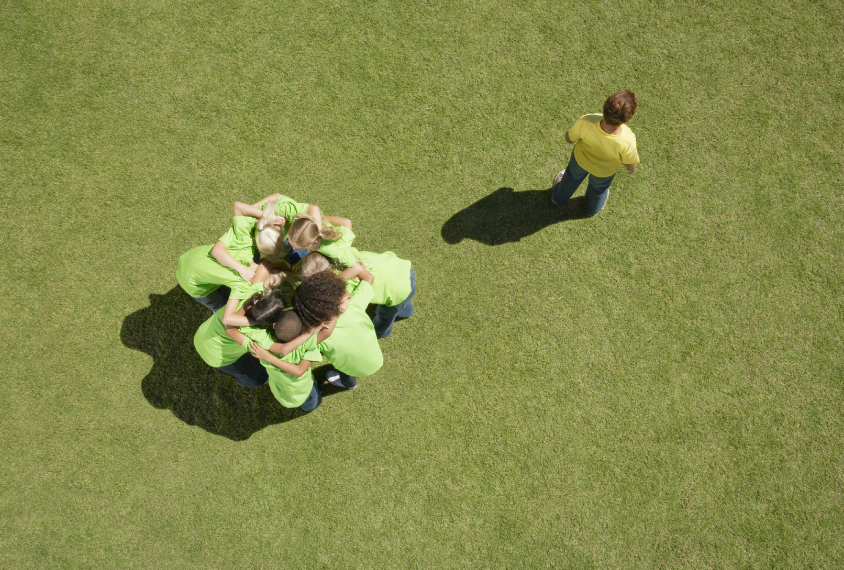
left=211, top=241, right=256, bottom=283
left=221, top=296, right=255, bottom=327
left=324, top=216, right=352, bottom=230
left=565, top=131, right=574, bottom=144
left=248, top=342, right=311, bottom=377
left=251, top=260, right=275, bottom=284
left=225, top=325, right=251, bottom=347
left=625, top=163, right=637, bottom=174
left=307, top=204, right=323, bottom=230
left=337, top=261, right=365, bottom=282
left=267, top=319, right=333, bottom=355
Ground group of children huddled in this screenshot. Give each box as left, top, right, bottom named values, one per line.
left=175, top=194, right=415, bottom=412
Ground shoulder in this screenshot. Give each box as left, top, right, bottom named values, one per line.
left=620, top=125, right=637, bottom=145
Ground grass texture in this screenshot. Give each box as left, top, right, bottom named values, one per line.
left=1, top=0, right=842, bottom=567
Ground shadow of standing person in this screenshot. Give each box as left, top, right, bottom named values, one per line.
left=121, top=286, right=312, bottom=441
left=441, top=187, right=588, bottom=246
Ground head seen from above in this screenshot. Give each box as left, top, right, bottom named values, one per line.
left=602, top=90, right=638, bottom=127
left=288, top=214, right=342, bottom=251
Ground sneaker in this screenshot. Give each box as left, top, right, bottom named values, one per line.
left=326, top=370, right=357, bottom=390
left=551, top=169, right=565, bottom=205
left=326, top=370, right=342, bottom=386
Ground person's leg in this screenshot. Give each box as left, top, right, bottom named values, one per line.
left=372, top=268, right=417, bottom=338
left=218, top=352, right=269, bottom=388
left=551, top=152, right=588, bottom=205
left=584, top=173, right=615, bottom=217
left=192, top=285, right=231, bottom=312
left=300, top=380, right=322, bottom=411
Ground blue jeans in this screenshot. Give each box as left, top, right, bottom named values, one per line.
left=192, top=285, right=231, bottom=312
left=300, top=380, right=322, bottom=412
left=372, top=268, right=417, bottom=338
left=218, top=352, right=269, bottom=388
left=551, top=152, right=615, bottom=217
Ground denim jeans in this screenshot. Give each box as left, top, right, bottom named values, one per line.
left=218, top=352, right=269, bottom=388
left=300, top=380, right=322, bottom=412
left=192, top=285, right=231, bottom=312
left=552, top=152, right=615, bottom=217
left=372, top=268, right=417, bottom=338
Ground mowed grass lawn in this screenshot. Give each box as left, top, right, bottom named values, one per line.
left=1, top=0, right=842, bottom=567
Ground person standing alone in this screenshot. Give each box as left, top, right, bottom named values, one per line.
left=552, top=90, right=640, bottom=216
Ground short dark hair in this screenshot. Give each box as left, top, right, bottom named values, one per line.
left=603, top=90, right=637, bottom=126
left=273, top=310, right=303, bottom=342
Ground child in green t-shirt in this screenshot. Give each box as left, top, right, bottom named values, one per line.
left=293, top=264, right=383, bottom=389
left=299, top=251, right=414, bottom=338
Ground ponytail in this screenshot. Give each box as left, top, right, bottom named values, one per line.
left=254, top=199, right=288, bottom=262
left=288, top=214, right=342, bottom=250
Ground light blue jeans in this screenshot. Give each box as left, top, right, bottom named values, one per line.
left=551, top=152, right=614, bottom=217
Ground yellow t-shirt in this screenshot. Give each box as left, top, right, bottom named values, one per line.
left=568, top=114, right=639, bottom=178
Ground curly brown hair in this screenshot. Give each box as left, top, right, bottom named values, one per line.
left=602, top=90, right=637, bottom=127
left=291, top=270, right=347, bottom=330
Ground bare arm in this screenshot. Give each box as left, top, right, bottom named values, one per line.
left=337, top=261, right=364, bottom=282
left=225, top=325, right=250, bottom=346
left=249, top=342, right=312, bottom=377
left=211, top=241, right=256, bottom=283
left=357, top=268, right=374, bottom=285
left=565, top=130, right=574, bottom=144
left=625, top=163, right=637, bottom=174
left=306, top=204, right=323, bottom=230
left=222, top=296, right=255, bottom=327
left=251, top=260, right=275, bottom=285
left=324, top=216, right=352, bottom=230
left=233, top=201, right=265, bottom=218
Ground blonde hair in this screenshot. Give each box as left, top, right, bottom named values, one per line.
left=287, top=214, right=342, bottom=250
left=254, top=199, right=287, bottom=262
left=297, top=252, right=343, bottom=279
left=263, top=266, right=291, bottom=294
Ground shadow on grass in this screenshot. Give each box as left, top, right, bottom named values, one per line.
left=441, top=187, right=588, bottom=245
left=120, top=286, right=335, bottom=441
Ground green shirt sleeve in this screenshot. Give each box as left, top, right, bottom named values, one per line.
left=217, top=216, right=257, bottom=265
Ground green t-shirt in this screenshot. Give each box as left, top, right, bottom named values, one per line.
left=175, top=216, right=256, bottom=298
left=318, top=225, right=360, bottom=268
left=318, top=280, right=383, bottom=377
left=270, top=195, right=309, bottom=237
left=357, top=250, right=412, bottom=306
left=253, top=331, right=323, bottom=408
left=230, top=280, right=265, bottom=304
left=194, top=306, right=267, bottom=368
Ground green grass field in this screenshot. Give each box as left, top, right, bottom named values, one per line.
left=2, top=0, right=842, bottom=567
